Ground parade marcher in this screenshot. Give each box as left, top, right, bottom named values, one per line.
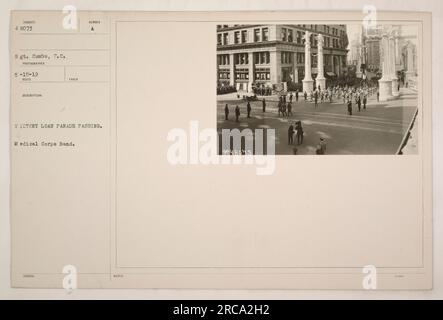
left=247, top=101, right=251, bottom=118
left=235, top=105, right=240, bottom=122
left=296, top=121, right=304, bottom=145
left=287, top=102, right=293, bottom=116
left=347, top=99, right=352, bottom=116
left=282, top=102, right=287, bottom=117
left=224, top=104, right=229, bottom=120
left=262, top=98, right=266, bottom=112
left=288, top=123, right=295, bottom=145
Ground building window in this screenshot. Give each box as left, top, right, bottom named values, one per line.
left=241, top=53, right=247, bottom=64
left=223, top=33, right=228, bottom=45
left=255, top=68, right=270, bottom=81
left=235, top=53, right=249, bottom=65
left=288, top=29, right=293, bottom=42
left=281, top=28, right=287, bottom=41
left=241, top=30, right=248, bottom=43
left=218, top=54, right=230, bottom=65
left=297, top=31, right=302, bottom=44
left=236, top=68, right=249, bottom=80
left=254, top=28, right=260, bottom=42
left=255, top=51, right=270, bottom=64
left=234, top=31, right=240, bottom=44
left=297, top=52, right=305, bottom=64
left=218, top=71, right=230, bottom=79
left=217, top=34, right=222, bottom=45
left=281, top=51, right=293, bottom=64
left=262, top=28, right=269, bottom=41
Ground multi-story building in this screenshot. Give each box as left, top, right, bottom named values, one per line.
left=347, top=39, right=360, bottom=66
left=365, top=36, right=381, bottom=72
left=362, top=25, right=417, bottom=77
left=216, top=24, right=349, bottom=91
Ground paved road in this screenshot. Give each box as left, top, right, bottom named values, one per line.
left=217, top=88, right=417, bottom=155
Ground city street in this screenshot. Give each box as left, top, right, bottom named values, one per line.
left=217, top=88, right=418, bottom=155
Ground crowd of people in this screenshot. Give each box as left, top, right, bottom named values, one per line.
left=222, top=82, right=379, bottom=155
left=300, top=83, right=378, bottom=113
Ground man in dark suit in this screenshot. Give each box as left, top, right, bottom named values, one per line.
left=288, top=124, right=295, bottom=145
left=247, top=101, right=251, bottom=118
left=347, top=100, right=352, bottom=116
left=296, top=121, right=304, bottom=145
left=224, top=104, right=229, bottom=120
left=235, top=105, right=240, bottom=122
left=287, top=102, right=293, bottom=116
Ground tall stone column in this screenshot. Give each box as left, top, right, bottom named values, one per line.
left=378, top=33, right=392, bottom=101
left=291, top=52, right=298, bottom=84
left=395, top=36, right=400, bottom=65
left=269, top=50, right=281, bottom=84
left=331, top=55, right=335, bottom=75
left=302, top=31, right=314, bottom=94
left=248, top=51, right=254, bottom=92
left=316, top=34, right=326, bottom=90
left=406, top=42, right=415, bottom=79
left=356, top=45, right=363, bottom=78
left=229, top=53, right=235, bottom=86
left=390, top=34, right=399, bottom=97
left=337, top=55, right=343, bottom=75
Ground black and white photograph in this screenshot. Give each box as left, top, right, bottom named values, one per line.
left=217, top=23, right=419, bottom=155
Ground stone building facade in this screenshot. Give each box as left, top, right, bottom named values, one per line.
left=216, top=24, right=349, bottom=91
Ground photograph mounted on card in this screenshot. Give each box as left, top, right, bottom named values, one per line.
left=10, top=10, right=432, bottom=289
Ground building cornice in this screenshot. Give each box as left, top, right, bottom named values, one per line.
left=217, top=41, right=348, bottom=53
